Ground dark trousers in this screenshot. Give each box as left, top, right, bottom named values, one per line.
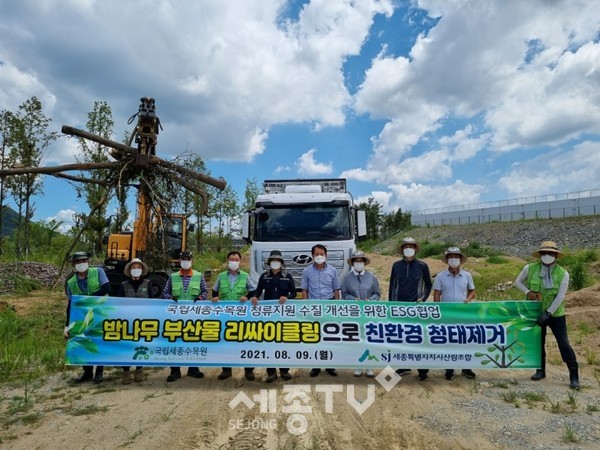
left=539, top=315, right=577, bottom=371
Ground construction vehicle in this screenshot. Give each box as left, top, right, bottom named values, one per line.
left=241, top=178, right=367, bottom=290
left=62, top=97, right=226, bottom=297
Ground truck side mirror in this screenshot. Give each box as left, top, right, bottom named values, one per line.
left=357, top=210, right=367, bottom=237
left=241, top=212, right=250, bottom=241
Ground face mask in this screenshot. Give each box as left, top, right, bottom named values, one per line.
left=448, top=258, right=461, bottom=268
left=130, top=268, right=143, bottom=278
left=314, top=256, right=326, bottom=264
left=353, top=262, right=365, bottom=272
left=270, top=261, right=282, bottom=270
left=541, top=254, right=556, bottom=265
left=228, top=261, right=240, bottom=271
left=75, top=262, right=89, bottom=273
left=180, top=261, right=192, bottom=270
left=403, top=248, right=416, bottom=258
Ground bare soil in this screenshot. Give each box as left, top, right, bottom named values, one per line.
left=1, top=254, right=600, bottom=449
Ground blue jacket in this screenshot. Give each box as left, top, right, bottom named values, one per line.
left=388, top=258, right=432, bottom=302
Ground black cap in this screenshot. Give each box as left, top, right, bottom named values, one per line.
left=69, top=251, right=90, bottom=262
left=179, top=251, right=193, bottom=259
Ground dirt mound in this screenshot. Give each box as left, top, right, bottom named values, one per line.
left=566, top=282, right=600, bottom=308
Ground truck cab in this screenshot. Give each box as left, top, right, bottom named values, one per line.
left=241, top=178, right=367, bottom=290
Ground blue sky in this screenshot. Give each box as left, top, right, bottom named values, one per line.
left=1, top=0, right=599, bottom=231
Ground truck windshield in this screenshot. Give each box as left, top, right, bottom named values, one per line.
left=254, top=205, right=352, bottom=241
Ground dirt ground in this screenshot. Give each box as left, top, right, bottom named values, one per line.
left=2, top=254, right=600, bottom=449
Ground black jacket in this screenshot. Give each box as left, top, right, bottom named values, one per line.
left=254, top=270, right=297, bottom=300
left=388, top=258, right=432, bottom=302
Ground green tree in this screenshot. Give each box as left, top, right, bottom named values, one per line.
left=0, top=110, right=14, bottom=255
left=358, top=197, right=383, bottom=240
left=210, top=184, right=238, bottom=252
left=243, top=177, right=259, bottom=212
left=5, top=97, right=57, bottom=260
left=381, top=207, right=412, bottom=238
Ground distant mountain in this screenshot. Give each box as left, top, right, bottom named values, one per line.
left=1, top=205, right=20, bottom=238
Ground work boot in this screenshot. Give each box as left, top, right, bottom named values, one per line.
left=244, top=369, right=255, bottom=381
left=462, top=369, right=476, bottom=379
left=187, top=367, right=204, bottom=378
left=73, top=366, right=94, bottom=383
left=122, top=371, right=132, bottom=385
left=133, top=367, right=144, bottom=383
left=93, top=366, right=104, bottom=384
left=325, top=368, right=338, bottom=377
left=218, top=368, right=233, bottom=380
left=266, top=373, right=277, bottom=383
left=167, top=367, right=182, bottom=382
left=444, top=370, right=455, bottom=380
left=280, top=370, right=292, bottom=381
left=309, top=368, right=321, bottom=377
left=530, top=369, right=546, bottom=381
left=568, top=364, right=580, bottom=390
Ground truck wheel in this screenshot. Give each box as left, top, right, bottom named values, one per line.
left=147, top=273, right=167, bottom=298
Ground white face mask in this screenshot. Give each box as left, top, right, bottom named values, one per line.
left=403, top=248, right=416, bottom=258
left=541, top=254, right=556, bottom=265
left=314, top=255, right=326, bottom=264
left=75, top=262, right=89, bottom=273
left=448, top=258, right=461, bottom=268
left=130, top=268, right=143, bottom=278
left=270, top=261, right=282, bottom=270
left=228, top=261, right=240, bottom=271
left=180, top=260, right=192, bottom=270
left=353, top=262, right=365, bottom=272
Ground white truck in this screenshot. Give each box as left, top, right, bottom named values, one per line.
left=241, top=178, right=367, bottom=289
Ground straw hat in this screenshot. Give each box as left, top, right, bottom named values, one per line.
left=347, top=250, right=371, bottom=265
left=124, top=258, right=149, bottom=277
left=400, top=237, right=420, bottom=253
left=531, top=241, right=563, bottom=258
left=442, top=247, right=468, bottom=264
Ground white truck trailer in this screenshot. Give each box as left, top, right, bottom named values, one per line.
left=241, top=178, right=367, bottom=290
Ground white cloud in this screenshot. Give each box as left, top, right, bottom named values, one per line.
left=296, top=148, right=333, bottom=176
left=351, top=0, right=600, bottom=200
left=498, top=141, right=600, bottom=197
left=45, top=209, right=77, bottom=233
left=388, top=180, right=484, bottom=212
left=0, top=0, right=394, bottom=163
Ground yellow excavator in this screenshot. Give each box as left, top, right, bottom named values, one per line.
left=63, top=97, right=226, bottom=297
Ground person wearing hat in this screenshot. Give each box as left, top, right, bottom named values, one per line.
left=212, top=250, right=257, bottom=381
left=250, top=250, right=297, bottom=383
left=341, top=250, right=380, bottom=378
left=162, top=251, right=208, bottom=382
left=65, top=251, right=111, bottom=384
left=388, top=237, right=432, bottom=380
left=514, top=241, right=579, bottom=389
left=117, top=258, right=150, bottom=384
left=433, top=247, right=477, bottom=380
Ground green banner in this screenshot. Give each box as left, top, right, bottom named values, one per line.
left=66, top=297, right=541, bottom=369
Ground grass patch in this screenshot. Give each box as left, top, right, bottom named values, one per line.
left=0, top=293, right=65, bottom=382
left=66, top=404, right=109, bottom=416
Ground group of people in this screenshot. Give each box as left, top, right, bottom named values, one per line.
left=64, top=238, right=580, bottom=389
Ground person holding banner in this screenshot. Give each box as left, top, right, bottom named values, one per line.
left=212, top=251, right=257, bottom=381
left=65, top=251, right=111, bottom=384
left=302, top=244, right=341, bottom=377
left=433, top=247, right=477, bottom=380
left=514, top=241, right=580, bottom=389
left=162, top=251, right=208, bottom=382
left=388, top=237, right=433, bottom=380
left=341, top=250, right=380, bottom=378
left=250, top=249, right=296, bottom=383
left=117, top=258, right=150, bottom=384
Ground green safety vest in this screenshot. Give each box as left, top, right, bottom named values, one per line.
left=526, top=262, right=567, bottom=317
left=67, top=267, right=101, bottom=295
left=217, top=270, right=249, bottom=300
left=170, top=271, right=202, bottom=300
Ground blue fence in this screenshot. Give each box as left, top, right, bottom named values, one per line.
left=411, top=189, right=600, bottom=226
